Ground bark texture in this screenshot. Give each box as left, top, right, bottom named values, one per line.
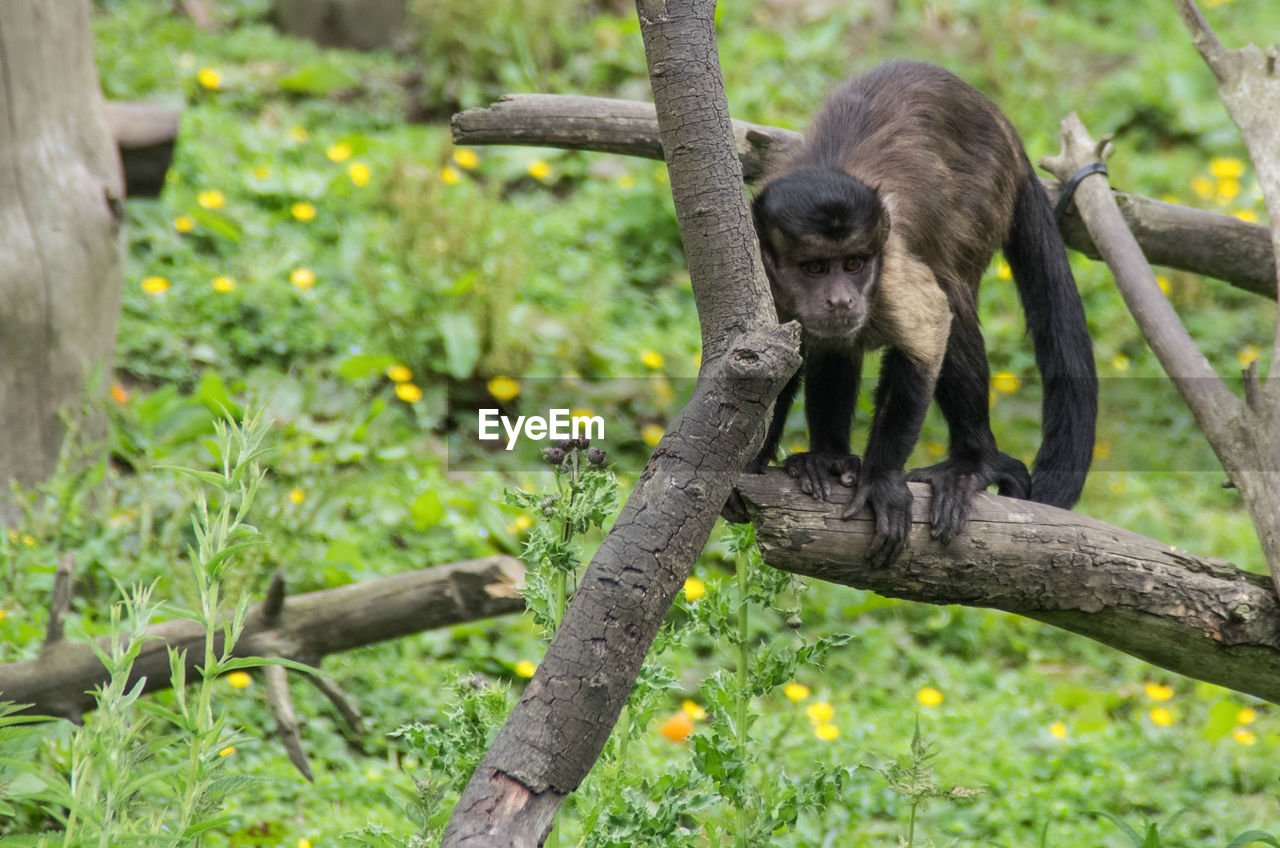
left=0, top=3, right=125, bottom=522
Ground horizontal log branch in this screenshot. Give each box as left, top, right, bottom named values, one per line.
left=0, top=556, right=526, bottom=720
left=735, top=470, right=1280, bottom=705
left=104, top=101, right=181, bottom=198
left=452, top=94, right=1276, bottom=298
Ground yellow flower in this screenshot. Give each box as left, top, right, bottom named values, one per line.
left=290, top=126, right=310, bottom=144
left=784, top=682, right=811, bottom=702
left=487, top=376, right=521, bottom=401
left=683, top=576, right=706, bottom=602
left=510, top=514, right=533, bottom=533
left=291, top=202, right=317, bottom=222
left=196, top=67, right=221, bottom=90
left=640, top=350, right=665, bottom=370
left=252, top=165, right=271, bottom=180
left=1209, top=157, right=1245, bottom=179
left=219, top=746, right=236, bottom=757
left=1049, top=721, right=1068, bottom=739
left=1144, top=682, right=1174, bottom=701
left=348, top=162, right=371, bottom=187
left=681, top=700, right=707, bottom=720
left=197, top=189, right=225, bottom=210
left=288, top=488, right=305, bottom=505
left=21, top=535, right=35, bottom=547
left=395, top=382, right=423, bottom=403
left=924, top=440, right=945, bottom=457
left=226, top=670, right=252, bottom=688
left=1155, top=275, right=1170, bottom=295
left=814, top=723, right=840, bottom=741
left=1191, top=176, right=1214, bottom=199
left=1237, top=707, right=1257, bottom=725
left=1160, top=193, right=1180, bottom=204
left=660, top=710, right=693, bottom=743
left=1237, top=345, right=1261, bottom=369
left=0, top=609, right=7, bottom=622
left=1111, top=353, right=1130, bottom=372
left=174, top=215, right=195, bottom=233
left=299, top=840, right=313, bottom=848
left=515, top=660, right=537, bottom=678
left=994, top=258, right=1012, bottom=280
left=289, top=268, right=316, bottom=291
left=1216, top=178, right=1240, bottom=201
left=212, top=275, right=236, bottom=293
left=1148, top=707, right=1174, bottom=726
left=111, top=382, right=131, bottom=405
left=141, top=276, right=170, bottom=295
left=440, top=166, right=461, bottom=185
left=1093, top=442, right=1111, bottom=460
left=571, top=407, right=595, bottom=420
left=326, top=142, right=353, bottom=163
left=991, top=371, right=1020, bottom=393
left=452, top=149, right=480, bottom=169
left=528, top=160, right=553, bottom=181
left=1232, top=726, right=1257, bottom=745
left=916, top=687, right=944, bottom=707
left=1234, top=209, right=1258, bottom=223
left=641, top=424, right=664, bottom=446
left=806, top=701, right=834, bottom=724
left=385, top=365, right=412, bottom=383
left=617, top=174, right=637, bottom=190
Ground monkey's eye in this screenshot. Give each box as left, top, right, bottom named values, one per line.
left=800, top=260, right=828, bottom=276
left=843, top=257, right=864, bottom=273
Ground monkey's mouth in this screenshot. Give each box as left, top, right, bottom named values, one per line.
left=804, top=311, right=867, bottom=341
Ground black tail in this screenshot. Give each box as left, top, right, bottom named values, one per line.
left=1003, top=163, right=1098, bottom=508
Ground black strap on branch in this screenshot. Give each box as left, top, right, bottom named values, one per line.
left=1053, top=162, right=1109, bottom=224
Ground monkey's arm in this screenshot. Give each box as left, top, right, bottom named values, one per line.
left=784, top=350, right=863, bottom=500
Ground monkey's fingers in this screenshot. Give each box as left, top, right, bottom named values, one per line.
left=841, top=472, right=912, bottom=566
left=783, top=452, right=838, bottom=501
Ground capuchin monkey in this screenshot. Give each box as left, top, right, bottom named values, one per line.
left=747, top=60, right=1098, bottom=566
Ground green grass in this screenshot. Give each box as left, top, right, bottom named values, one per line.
left=1, top=0, right=1278, bottom=844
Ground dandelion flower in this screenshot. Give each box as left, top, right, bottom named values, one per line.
left=509, top=514, right=533, bottom=533
left=1237, top=707, right=1257, bottom=725
left=617, top=174, right=636, bottom=190
left=197, top=189, right=225, bottom=210
left=994, top=258, right=1012, bottom=280
left=395, top=383, right=423, bottom=403
left=1149, top=707, right=1174, bottom=726
left=681, top=700, right=707, bottom=720
left=326, top=142, right=353, bottom=163
left=1049, top=721, right=1068, bottom=739
left=683, top=576, right=706, bottom=602
left=197, top=67, right=221, bottom=90
left=289, top=268, right=316, bottom=291
left=660, top=710, right=693, bottom=743
left=212, top=275, right=236, bottom=293
left=784, top=682, right=811, bottom=702
left=814, top=723, right=840, bottom=741
left=174, top=215, right=195, bottom=233
left=1216, top=179, right=1240, bottom=201
left=916, top=687, right=944, bottom=707
left=641, top=424, right=664, bottom=446
left=440, top=166, right=461, bottom=185
left=141, top=276, right=170, bottom=295
left=452, top=149, right=480, bottom=169
left=1155, top=275, right=1170, bottom=295
left=1111, top=353, right=1130, bottom=372
left=991, top=371, right=1020, bottom=393
left=290, top=126, right=310, bottom=144
left=487, top=376, right=520, bottom=401
left=348, top=162, right=371, bottom=187
left=291, top=202, right=317, bottom=222
left=1144, top=682, right=1174, bottom=702
left=251, top=165, right=271, bottom=180
left=640, top=350, right=665, bottom=370
left=806, top=702, right=834, bottom=724
left=515, top=660, right=537, bottom=678
left=386, top=365, right=412, bottom=383
left=1190, top=176, right=1214, bottom=199
left=288, top=489, right=306, bottom=505
left=226, top=671, right=252, bottom=689
left=1237, top=345, right=1260, bottom=369
left=528, top=160, right=553, bottom=181
left=1232, top=726, right=1257, bottom=745
left=1209, top=157, right=1245, bottom=179
left=1234, top=209, right=1258, bottom=223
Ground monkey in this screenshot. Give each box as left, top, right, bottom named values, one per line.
left=746, top=60, right=1098, bottom=566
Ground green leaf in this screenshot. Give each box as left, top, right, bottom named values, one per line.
left=439, top=311, right=481, bottom=379
left=336, top=353, right=399, bottom=382
left=411, top=490, right=446, bottom=529
left=1225, top=832, right=1280, bottom=848
left=276, top=63, right=360, bottom=95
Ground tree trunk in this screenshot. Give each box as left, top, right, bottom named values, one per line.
left=0, top=2, right=125, bottom=522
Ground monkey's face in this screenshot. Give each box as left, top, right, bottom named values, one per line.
left=761, top=233, right=881, bottom=345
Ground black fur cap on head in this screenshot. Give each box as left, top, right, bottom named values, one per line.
left=753, top=167, right=887, bottom=248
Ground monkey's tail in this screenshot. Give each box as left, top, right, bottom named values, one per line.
left=1003, top=164, right=1098, bottom=509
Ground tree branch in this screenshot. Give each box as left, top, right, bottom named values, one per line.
left=736, top=471, right=1280, bottom=705
left=0, top=556, right=526, bottom=720
left=452, top=93, right=1277, bottom=299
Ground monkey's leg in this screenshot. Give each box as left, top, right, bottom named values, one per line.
left=906, top=316, right=1030, bottom=542
left=841, top=349, right=930, bottom=567
left=784, top=350, right=862, bottom=501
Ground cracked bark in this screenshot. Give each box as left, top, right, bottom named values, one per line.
left=441, top=2, right=799, bottom=845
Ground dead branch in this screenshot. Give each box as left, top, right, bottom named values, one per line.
left=104, top=101, right=180, bottom=198
left=0, top=556, right=525, bottom=720
left=737, top=471, right=1280, bottom=705
left=452, top=93, right=1277, bottom=298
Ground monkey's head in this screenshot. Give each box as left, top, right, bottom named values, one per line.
left=753, top=168, right=887, bottom=344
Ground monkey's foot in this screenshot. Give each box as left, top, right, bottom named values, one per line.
left=783, top=451, right=862, bottom=502
left=840, top=469, right=912, bottom=567
left=906, top=452, right=1030, bottom=543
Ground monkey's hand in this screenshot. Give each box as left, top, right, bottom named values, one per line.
left=783, top=452, right=862, bottom=502
left=840, top=469, right=913, bottom=567
left=905, top=452, right=1030, bottom=543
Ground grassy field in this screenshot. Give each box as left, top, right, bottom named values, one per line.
left=2, top=0, right=1279, bottom=844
